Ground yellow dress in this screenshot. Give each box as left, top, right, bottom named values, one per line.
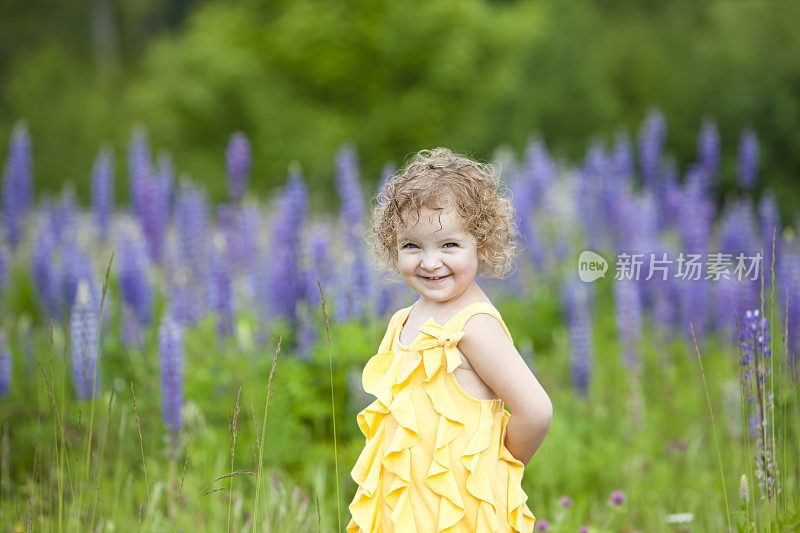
left=347, top=301, right=536, bottom=532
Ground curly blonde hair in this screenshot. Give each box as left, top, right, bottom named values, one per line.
left=367, top=147, right=521, bottom=280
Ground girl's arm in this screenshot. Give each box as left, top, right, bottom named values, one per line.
left=458, top=314, right=553, bottom=467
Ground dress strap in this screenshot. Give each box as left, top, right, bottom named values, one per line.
left=380, top=307, right=410, bottom=352
left=447, top=302, right=514, bottom=343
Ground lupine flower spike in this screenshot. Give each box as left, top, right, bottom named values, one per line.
left=159, top=312, right=184, bottom=435
left=739, top=309, right=780, bottom=501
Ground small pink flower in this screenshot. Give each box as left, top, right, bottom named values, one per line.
left=609, top=489, right=625, bottom=506
left=558, top=495, right=574, bottom=508
left=534, top=518, right=550, bottom=530
left=579, top=527, right=590, bottom=533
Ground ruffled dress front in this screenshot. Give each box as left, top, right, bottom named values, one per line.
left=347, top=301, right=536, bottom=532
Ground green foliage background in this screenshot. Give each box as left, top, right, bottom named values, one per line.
left=1, top=0, right=799, bottom=220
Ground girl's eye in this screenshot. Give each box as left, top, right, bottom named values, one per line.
left=444, top=242, right=458, bottom=248
left=402, top=243, right=418, bottom=249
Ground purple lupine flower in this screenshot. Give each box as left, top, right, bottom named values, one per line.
left=525, top=134, right=557, bottom=211
left=2, top=122, right=33, bottom=249
left=716, top=200, right=761, bottom=321
left=304, top=223, right=332, bottom=309
left=615, top=190, right=657, bottom=314
left=575, top=163, right=605, bottom=252
left=680, top=166, right=715, bottom=251
left=268, top=167, right=308, bottom=323
left=613, top=129, right=634, bottom=183
left=587, top=139, right=623, bottom=253
left=334, top=145, right=371, bottom=321
left=173, top=272, right=201, bottom=326
left=685, top=162, right=714, bottom=212
left=675, top=171, right=714, bottom=340
left=561, top=278, right=593, bottom=396
left=638, top=108, right=666, bottom=192
left=159, top=312, right=184, bottom=434
left=777, top=240, right=800, bottom=374
left=657, top=155, right=681, bottom=234
left=91, top=144, right=114, bottom=242
left=0, top=329, right=11, bottom=398
left=128, top=126, right=151, bottom=220
left=651, top=278, right=676, bottom=340
left=739, top=309, right=779, bottom=501
left=614, top=277, right=643, bottom=371
left=533, top=518, right=550, bottom=531
left=738, top=128, right=759, bottom=190
left=620, top=187, right=658, bottom=257
left=252, top=247, right=273, bottom=343
left=335, top=144, right=366, bottom=229
left=238, top=203, right=261, bottom=277
left=117, top=227, right=152, bottom=326
left=207, top=234, right=234, bottom=338
left=558, top=495, right=574, bottom=508
left=584, top=138, right=610, bottom=177
left=139, top=163, right=168, bottom=263
left=61, top=244, right=100, bottom=318
left=678, top=276, right=712, bottom=342
left=126, top=132, right=169, bottom=264
left=0, top=242, right=8, bottom=303
left=609, top=132, right=636, bottom=240
left=173, top=179, right=210, bottom=280
left=375, top=281, right=404, bottom=320
left=635, top=193, right=660, bottom=309
left=296, top=307, right=317, bottom=362
left=70, top=280, right=101, bottom=400
left=166, top=241, right=203, bottom=328
left=31, top=216, right=61, bottom=320
left=226, top=132, right=252, bottom=202
left=236, top=203, right=262, bottom=306
left=509, top=165, right=544, bottom=273
left=697, top=116, right=720, bottom=178
left=50, top=186, right=79, bottom=247
left=609, top=490, right=626, bottom=505
left=9, top=122, right=33, bottom=213
left=156, top=152, right=175, bottom=209
left=121, top=305, right=143, bottom=349
left=218, top=200, right=259, bottom=281
left=216, top=202, right=241, bottom=273
left=718, top=199, right=755, bottom=251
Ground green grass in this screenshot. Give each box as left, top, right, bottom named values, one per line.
left=0, top=255, right=799, bottom=531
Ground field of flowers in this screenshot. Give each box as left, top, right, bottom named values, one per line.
left=0, top=109, right=798, bottom=531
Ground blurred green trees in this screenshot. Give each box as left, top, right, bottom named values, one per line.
left=1, top=0, right=799, bottom=221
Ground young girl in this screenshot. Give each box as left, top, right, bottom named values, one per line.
left=347, top=148, right=553, bottom=532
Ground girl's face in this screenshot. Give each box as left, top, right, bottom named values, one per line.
left=396, top=205, right=479, bottom=304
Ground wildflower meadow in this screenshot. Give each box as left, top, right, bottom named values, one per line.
left=0, top=109, right=799, bottom=532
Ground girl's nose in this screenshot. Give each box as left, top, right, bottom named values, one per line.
left=420, top=251, right=443, bottom=270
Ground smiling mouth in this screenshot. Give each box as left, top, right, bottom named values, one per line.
left=421, top=274, right=450, bottom=281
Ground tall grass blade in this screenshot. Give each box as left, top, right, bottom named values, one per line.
left=130, top=381, right=149, bottom=503
left=317, top=279, right=341, bottom=532
left=690, top=322, right=732, bottom=532
left=252, top=334, right=281, bottom=529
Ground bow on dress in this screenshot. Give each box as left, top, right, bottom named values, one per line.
left=413, top=319, right=466, bottom=378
